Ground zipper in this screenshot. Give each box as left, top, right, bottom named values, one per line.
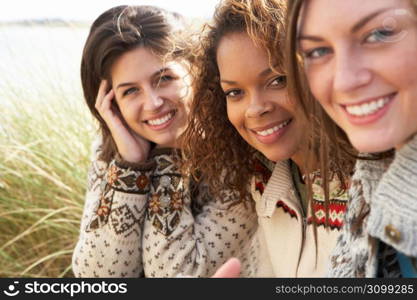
left=289, top=160, right=309, bottom=277
left=291, top=186, right=307, bottom=277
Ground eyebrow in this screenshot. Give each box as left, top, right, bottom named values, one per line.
left=351, top=8, right=392, bottom=33
left=298, top=7, right=393, bottom=42
left=220, top=66, right=278, bottom=85
left=116, top=67, right=171, bottom=90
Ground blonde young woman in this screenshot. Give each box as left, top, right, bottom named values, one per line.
left=182, top=0, right=355, bottom=277
left=72, top=5, right=257, bottom=278
left=287, top=0, right=417, bottom=277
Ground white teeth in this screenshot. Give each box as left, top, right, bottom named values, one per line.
left=148, top=112, right=174, bottom=126
left=256, top=120, right=290, bottom=137
left=345, top=95, right=392, bottom=117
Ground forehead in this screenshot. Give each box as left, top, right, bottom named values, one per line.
left=216, top=33, right=270, bottom=75
left=111, top=47, right=160, bottom=75
left=111, top=47, right=185, bottom=81
left=300, top=0, right=406, bottom=35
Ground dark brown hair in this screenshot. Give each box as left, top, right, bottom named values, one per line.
left=181, top=0, right=288, bottom=199
left=81, top=5, right=191, bottom=163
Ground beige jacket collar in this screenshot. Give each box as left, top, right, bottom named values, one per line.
left=254, top=160, right=301, bottom=218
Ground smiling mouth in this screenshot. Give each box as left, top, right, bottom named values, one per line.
left=253, top=119, right=292, bottom=137
left=145, top=110, right=176, bottom=126
left=343, top=92, right=396, bottom=117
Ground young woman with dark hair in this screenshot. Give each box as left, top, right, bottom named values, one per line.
left=182, top=0, right=355, bottom=277
left=72, top=5, right=257, bottom=278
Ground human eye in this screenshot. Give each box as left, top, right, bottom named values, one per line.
left=160, top=74, right=175, bottom=82
left=224, top=89, right=243, bottom=100
left=364, top=28, right=395, bottom=43
left=122, top=87, right=138, bottom=97
left=268, top=75, right=287, bottom=89
left=155, top=73, right=176, bottom=88
left=303, top=47, right=332, bottom=60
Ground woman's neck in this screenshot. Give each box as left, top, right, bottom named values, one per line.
left=290, top=150, right=306, bottom=176
left=155, top=143, right=181, bottom=149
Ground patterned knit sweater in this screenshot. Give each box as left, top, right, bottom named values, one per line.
left=251, top=157, right=348, bottom=277
left=72, top=137, right=257, bottom=277
left=328, top=134, right=417, bottom=277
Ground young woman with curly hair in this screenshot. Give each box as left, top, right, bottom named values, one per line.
left=182, top=0, right=356, bottom=277
left=72, top=5, right=257, bottom=278
left=287, top=0, right=417, bottom=277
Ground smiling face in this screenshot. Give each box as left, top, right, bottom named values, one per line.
left=216, top=32, right=305, bottom=162
left=299, top=0, right=417, bottom=152
left=111, top=47, right=191, bottom=148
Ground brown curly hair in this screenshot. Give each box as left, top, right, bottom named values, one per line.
left=182, top=0, right=357, bottom=208
left=181, top=0, right=292, bottom=199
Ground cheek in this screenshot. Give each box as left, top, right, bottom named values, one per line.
left=162, top=86, right=184, bottom=105
left=307, top=73, right=330, bottom=109
left=305, top=65, right=325, bottom=101
left=279, top=92, right=296, bottom=115
left=226, top=104, right=241, bottom=130
left=382, top=36, right=417, bottom=86
left=401, top=83, right=417, bottom=131
left=393, top=58, right=417, bottom=89
left=119, top=101, right=140, bottom=122
left=172, top=80, right=191, bottom=100
left=382, top=45, right=417, bottom=115
left=176, top=100, right=189, bottom=121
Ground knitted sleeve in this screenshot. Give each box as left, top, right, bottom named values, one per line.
left=327, top=158, right=387, bottom=277
left=367, top=134, right=417, bottom=258
left=142, top=149, right=258, bottom=277
left=72, top=136, right=154, bottom=277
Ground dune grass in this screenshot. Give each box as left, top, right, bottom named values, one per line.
left=0, top=26, right=94, bottom=277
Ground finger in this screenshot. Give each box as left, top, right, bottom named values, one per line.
left=211, top=258, right=241, bottom=278
left=100, top=89, right=115, bottom=113
left=95, top=80, right=108, bottom=110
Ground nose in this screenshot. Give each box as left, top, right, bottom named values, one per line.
left=245, top=91, right=273, bottom=118
left=333, top=49, right=372, bottom=93
left=143, top=88, right=164, bottom=111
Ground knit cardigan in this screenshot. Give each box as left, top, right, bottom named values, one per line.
left=72, top=137, right=257, bottom=277
left=328, top=134, right=417, bottom=277
left=73, top=138, right=349, bottom=278
left=250, top=157, right=348, bottom=277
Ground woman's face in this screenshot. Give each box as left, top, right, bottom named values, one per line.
left=217, top=32, right=305, bottom=162
left=111, top=47, right=191, bottom=148
left=299, top=0, right=417, bottom=152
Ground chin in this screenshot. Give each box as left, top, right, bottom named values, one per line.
left=350, top=137, right=395, bottom=154
left=260, top=148, right=294, bottom=163
left=162, top=137, right=181, bottom=148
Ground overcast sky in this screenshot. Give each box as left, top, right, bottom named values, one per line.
left=0, top=0, right=220, bottom=21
